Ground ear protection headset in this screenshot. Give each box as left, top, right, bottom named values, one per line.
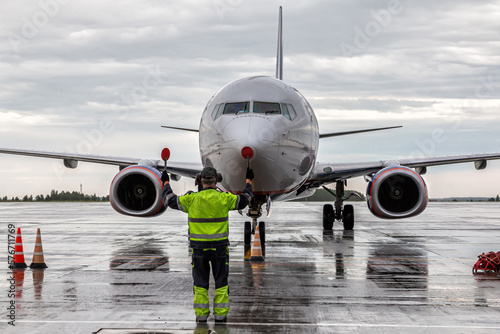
left=195, top=173, right=223, bottom=185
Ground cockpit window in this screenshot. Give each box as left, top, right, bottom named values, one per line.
left=283, top=104, right=296, bottom=120
left=223, top=102, right=249, bottom=115
left=214, top=104, right=224, bottom=120
left=212, top=104, right=220, bottom=119
left=282, top=104, right=291, bottom=120
left=254, top=102, right=281, bottom=115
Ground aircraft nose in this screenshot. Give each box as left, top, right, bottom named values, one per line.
left=222, top=115, right=280, bottom=162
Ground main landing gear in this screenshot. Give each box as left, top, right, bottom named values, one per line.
left=322, top=180, right=359, bottom=231
left=244, top=195, right=266, bottom=259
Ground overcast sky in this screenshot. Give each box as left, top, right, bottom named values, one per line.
left=0, top=0, right=499, bottom=199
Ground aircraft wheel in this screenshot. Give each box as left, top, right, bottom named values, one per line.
left=342, top=204, right=354, bottom=230
left=323, top=204, right=334, bottom=230
left=259, top=221, right=266, bottom=257
left=244, top=221, right=252, bottom=245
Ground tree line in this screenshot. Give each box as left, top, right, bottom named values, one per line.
left=0, top=190, right=109, bottom=202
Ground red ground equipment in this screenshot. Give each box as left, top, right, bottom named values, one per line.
left=472, top=251, right=500, bottom=274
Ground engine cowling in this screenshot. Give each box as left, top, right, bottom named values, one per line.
left=109, top=166, right=166, bottom=217
left=366, top=166, right=428, bottom=219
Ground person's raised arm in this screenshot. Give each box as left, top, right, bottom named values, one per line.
left=162, top=170, right=181, bottom=210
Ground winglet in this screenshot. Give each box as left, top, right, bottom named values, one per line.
left=276, top=6, right=283, bottom=80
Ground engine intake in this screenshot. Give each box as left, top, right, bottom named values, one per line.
left=367, top=166, right=428, bottom=219
left=110, top=166, right=166, bottom=217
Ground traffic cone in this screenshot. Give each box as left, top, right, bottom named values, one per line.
left=12, top=228, right=27, bottom=269
left=249, top=224, right=265, bottom=261
left=30, top=228, right=48, bottom=269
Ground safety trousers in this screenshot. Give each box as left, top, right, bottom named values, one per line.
left=192, top=247, right=230, bottom=317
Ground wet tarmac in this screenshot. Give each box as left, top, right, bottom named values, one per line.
left=1, top=201, right=500, bottom=333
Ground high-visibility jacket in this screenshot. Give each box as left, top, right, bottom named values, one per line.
left=179, top=189, right=237, bottom=247
left=163, top=183, right=253, bottom=248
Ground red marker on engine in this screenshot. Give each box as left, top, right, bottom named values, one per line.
left=161, top=148, right=170, bottom=171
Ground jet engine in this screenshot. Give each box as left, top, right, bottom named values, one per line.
left=366, top=166, right=428, bottom=219
left=109, top=165, right=166, bottom=217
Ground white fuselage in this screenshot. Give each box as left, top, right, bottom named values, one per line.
left=199, top=76, right=319, bottom=200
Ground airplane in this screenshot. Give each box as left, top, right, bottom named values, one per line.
left=2, top=7, right=500, bottom=259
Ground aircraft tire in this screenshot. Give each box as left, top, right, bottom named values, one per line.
left=244, top=221, right=251, bottom=245
left=323, top=204, right=334, bottom=230
left=343, top=204, right=354, bottom=230
left=259, top=221, right=266, bottom=257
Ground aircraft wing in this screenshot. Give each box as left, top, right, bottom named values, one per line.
left=0, top=148, right=202, bottom=179
left=309, top=152, right=500, bottom=185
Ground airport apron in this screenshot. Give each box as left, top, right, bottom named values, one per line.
left=178, top=188, right=237, bottom=317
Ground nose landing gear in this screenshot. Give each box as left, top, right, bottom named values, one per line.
left=244, top=219, right=266, bottom=259
left=244, top=196, right=267, bottom=260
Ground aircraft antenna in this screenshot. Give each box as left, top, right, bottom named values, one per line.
left=275, top=6, right=283, bottom=80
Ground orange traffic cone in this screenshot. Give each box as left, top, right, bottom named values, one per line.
left=12, top=228, right=27, bottom=269
left=249, top=224, right=265, bottom=261
left=30, top=228, right=47, bottom=269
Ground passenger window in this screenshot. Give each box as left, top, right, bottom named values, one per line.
left=254, top=102, right=281, bottom=115
left=282, top=104, right=291, bottom=120
left=286, top=104, right=297, bottom=120
left=223, top=102, right=249, bottom=115
left=214, top=104, right=224, bottom=120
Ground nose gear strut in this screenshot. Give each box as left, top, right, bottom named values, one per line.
left=244, top=195, right=267, bottom=260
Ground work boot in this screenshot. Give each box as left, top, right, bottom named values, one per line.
left=196, top=315, right=208, bottom=323
left=214, top=315, right=227, bottom=323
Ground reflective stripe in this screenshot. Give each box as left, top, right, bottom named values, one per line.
left=177, top=198, right=185, bottom=212
left=214, top=303, right=230, bottom=309
left=189, top=232, right=229, bottom=240
left=214, top=285, right=230, bottom=316
left=193, top=286, right=210, bottom=316
left=165, top=193, right=175, bottom=201
left=189, top=217, right=228, bottom=223
left=193, top=303, right=209, bottom=309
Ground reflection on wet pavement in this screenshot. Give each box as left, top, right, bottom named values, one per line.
left=1, top=202, right=500, bottom=333
left=110, top=234, right=169, bottom=271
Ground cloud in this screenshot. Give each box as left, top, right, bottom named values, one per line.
left=0, top=0, right=499, bottom=198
